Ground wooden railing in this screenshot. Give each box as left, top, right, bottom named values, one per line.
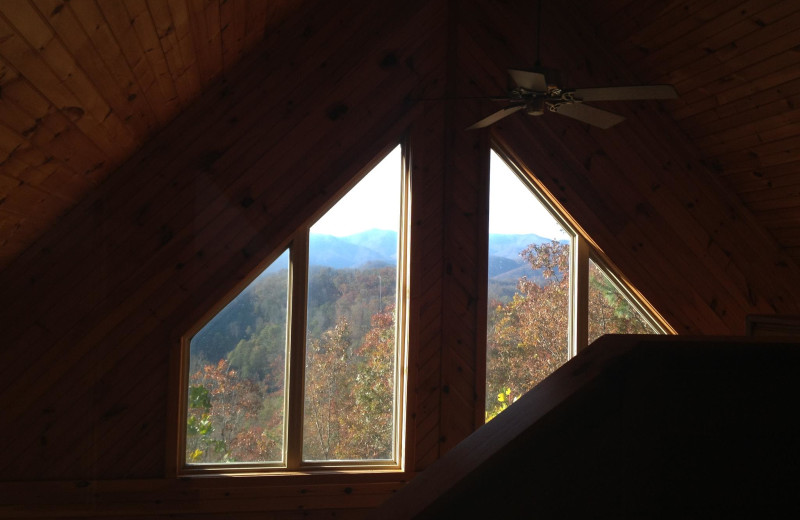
left=4, top=335, right=799, bottom=518
left=368, top=335, right=800, bottom=518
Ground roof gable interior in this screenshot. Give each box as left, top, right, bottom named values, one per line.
left=1, top=0, right=800, bottom=513
left=1, top=0, right=798, bottom=325
left=0, top=0, right=442, bottom=481
left=467, top=0, right=800, bottom=331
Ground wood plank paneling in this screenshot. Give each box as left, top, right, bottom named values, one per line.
left=1, top=0, right=348, bottom=344
left=581, top=0, right=800, bottom=266
left=438, top=2, right=480, bottom=455
left=0, top=0, right=443, bottom=486
left=408, top=109, right=446, bottom=471
left=459, top=0, right=800, bottom=335
left=0, top=474, right=412, bottom=519
left=0, top=0, right=797, bottom=269
left=0, top=0, right=302, bottom=270
left=145, top=0, right=198, bottom=106
left=3, top=0, right=800, bottom=517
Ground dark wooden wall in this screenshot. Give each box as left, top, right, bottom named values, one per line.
left=470, top=1, right=800, bottom=333
left=371, top=336, right=800, bottom=519
left=581, top=0, right=800, bottom=264
left=2, top=1, right=799, bottom=517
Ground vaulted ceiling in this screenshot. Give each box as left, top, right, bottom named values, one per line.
left=587, top=0, right=800, bottom=261
left=1, top=0, right=799, bottom=498
left=1, top=0, right=798, bottom=274
left=0, top=0, right=302, bottom=268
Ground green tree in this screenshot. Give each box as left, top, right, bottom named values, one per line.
left=227, top=321, right=286, bottom=387
left=588, top=261, right=653, bottom=343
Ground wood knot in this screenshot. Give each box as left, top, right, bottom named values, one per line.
left=327, top=103, right=348, bottom=121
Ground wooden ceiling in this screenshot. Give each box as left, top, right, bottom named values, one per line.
left=1, top=0, right=799, bottom=510
left=585, top=0, right=800, bottom=260
left=0, top=0, right=799, bottom=270
left=0, top=0, right=299, bottom=268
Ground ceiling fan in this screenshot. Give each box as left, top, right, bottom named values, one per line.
left=466, top=68, right=678, bottom=130
left=466, top=1, right=677, bottom=131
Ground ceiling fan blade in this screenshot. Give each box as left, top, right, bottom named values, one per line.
left=570, top=85, right=677, bottom=101
left=508, top=69, right=547, bottom=92
left=466, top=104, right=525, bottom=130
left=552, top=103, right=626, bottom=129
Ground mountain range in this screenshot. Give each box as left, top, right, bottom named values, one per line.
left=308, top=229, right=398, bottom=269
left=264, top=229, right=562, bottom=277
left=255, top=229, right=567, bottom=304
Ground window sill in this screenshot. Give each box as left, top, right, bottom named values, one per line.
left=178, top=466, right=411, bottom=481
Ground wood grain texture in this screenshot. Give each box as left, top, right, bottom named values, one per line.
left=585, top=0, right=800, bottom=265
left=2, top=0, right=800, bottom=517
left=0, top=0, right=440, bottom=484
left=0, top=0, right=798, bottom=268
left=0, top=473, right=412, bottom=518
left=0, top=0, right=302, bottom=268
left=463, top=0, right=800, bottom=335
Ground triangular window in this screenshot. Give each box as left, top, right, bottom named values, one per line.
left=486, top=149, right=670, bottom=421
left=182, top=145, right=407, bottom=471
left=588, top=256, right=659, bottom=343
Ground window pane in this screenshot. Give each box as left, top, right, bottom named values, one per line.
left=588, top=258, right=656, bottom=343
left=186, top=250, right=289, bottom=464
left=486, top=151, right=573, bottom=422
left=304, top=146, right=401, bottom=461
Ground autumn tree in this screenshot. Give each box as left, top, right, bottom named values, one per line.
left=303, top=306, right=396, bottom=461
left=186, top=360, right=281, bottom=463
left=303, top=318, right=355, bottom=460
left=486, top=240, right=570, bottom=420
left=486, top=240, right=656, bottom=421
left=348, top=306, right=395, bottom=459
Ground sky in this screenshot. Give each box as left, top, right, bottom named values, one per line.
left=489, top=150, right=570, bottom=240
left=311, top=146, right=402, bottom=236
left=309, top=145, right=569, bottom=240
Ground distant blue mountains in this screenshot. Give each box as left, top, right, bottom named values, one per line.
left=253, top=229, right=569, bottom=308
left=308, top=229, right=398, bottom=269
left=264, top=229, right=564, bottom=280
left=488, top=233, right=567, bottom=282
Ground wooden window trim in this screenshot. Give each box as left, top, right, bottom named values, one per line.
left=170, top=143, right=410, bottom=477
left=488, top=143, right=673, bottom=360
left=588, top=252, right=674, bottom=336
left=286, top=230, right=309, bottom=470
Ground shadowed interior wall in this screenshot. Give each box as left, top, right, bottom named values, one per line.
left=1, top=0, right=799, bottom=517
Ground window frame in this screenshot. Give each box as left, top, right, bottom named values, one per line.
left=487, top=144, right=674, bottom=358
left=587, top=251, right=672, bottom=340
left=175, top=143, right=410, bottom=475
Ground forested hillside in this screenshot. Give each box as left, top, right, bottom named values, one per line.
left=488, top=232, right=568, bottom=302
left=187, top=231, right=399, bottom=464
left=485, top=241, right=656, bottom=420
left=185, top=232, right=655, bottom=464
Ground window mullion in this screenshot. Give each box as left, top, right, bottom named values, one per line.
left=286, top=229, right=310, bottom=469
left=573, top=234, right=590, bottom=354
left=394, top=148, right=411, bottom=465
